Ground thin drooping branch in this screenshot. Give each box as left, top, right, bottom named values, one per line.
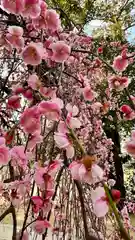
left=42, top=166, right=64, bottom=239
left=0, top=205, right=17, bottom=240
left=0, top=206, right=12, bottom=222
left=20, top=181, right=35, bottom=240
left=75, top=180, right=100, bottom=240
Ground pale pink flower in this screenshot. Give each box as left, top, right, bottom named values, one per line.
left=22, top=42, right=44, bottom=66
left=0, top=144, right=10, bottom=165
left=0, top=137, right=6, bottom=146
left=120, top=105, right=135, bottom=120
left=50, top=41, right=71, bottom=62
left=27, top=131, right=43, bottom=150
left=82, top=86, right=96, bottom=101
left=109, top=76, right=129, bottom=90
left=69, top=161, right=103, bottom=184
left=6, top=26, right=24, bottom=50
left=10, top=145, right=28, bottom=170
left=66, top=103, right=79, bottom=116
left=38, top=100, right=61, bottom=121
left=91, top=186, right=109, bottom=217
left=58, top=121, right=68, bottom=133
left=1, top=0, right=25, bottom=15
left=27, top=73, right=41, bottom=90
left=54, top=132, right=74, bottom=158
left=45, top=10, right=61, bottom=32
left=7, top=95, right=21, bottom=109
left=113, top=55, right=128, bottom=72
left=32, top=219, right=51, bottom=234
left=66, top=113, right=81, bottom=129
left=66, top=104, right=81, bottom=129
left=20, top=106, right=41, bottom=134
left=22, top=0, right=41, bottom=19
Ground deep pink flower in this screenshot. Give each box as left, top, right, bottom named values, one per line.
left=10, top=145, right=28, bottom=170
left=97, top=47, right=103, bottom=54
left=12, top=84, right=24, bottom=95
left=32, top=219, right=51, bottom=234
left=7, top=95, right=21, bottom=109
left=1, top=0, right=25, bottom=15
left=113, top=55, right=128, bottom=72
left=109, top=76, right=129, bottom=90
left=0, top=144, right=10, bottom=165
left=45, top=10, right=61, bottom=32
left=31, top=196, right=43, bottom=213
left=91, top=186, right=109, bottom=217
left=54, top=132, right=74, bottom=158
left=23, top=89, right=33, bottom=100
left=50, top=41, right=71, bottom=62
left=22, top=42, right=44, bottom=66
left=120, top=105, right=135, bottom=120
left=6, top=26, right=24, bottom=50
left=20, top=106, right=41, bottom=134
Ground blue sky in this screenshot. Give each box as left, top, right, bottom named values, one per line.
left=84, top=20, right=135, bottom=44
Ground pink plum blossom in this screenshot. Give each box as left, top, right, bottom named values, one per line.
left=22, top=0, right=41, bottom=19
left=38, top=100, right=62, bottom=121
left=32, top=219, right=51, bottom=234
left=69, top=160, right=103, bottom=184
left=40, top=87, right=56, bottom=98
left=120, top=105, right=135, bottom=120
left=6, top=26, right=24, bottom=50
left=50, top=41, right=71, bottom=62
left=45, top=10, right=61, bottom=32
left=34, top=161, right=60, bottom=190
left=27, top=73, right=41, bottom=90
left=66, top=103, right=81, bottom=129
left=27, top=131, right=43, bottom=150
left=7, top=95, right=21, bottom=109
left=23, top=89, right=33, bottom=100
left=124, top=130, right=135, bottom=157
left=109, top=76, right=129, bottom=90
left=20, top=106, right=41, bottom=134
left=31, top=196, right=43, bottom=213
left=10, top=145, right=28, bottom=170
left=0, top=140, right=10, bottom=165
left=54, top=132, right=74, bottom=158
left=82, top=86, right=96, bottom=101
left=1, top=0, right=25, bottom=15
left=113, top=55, right=128, bottom=72
left=12, top=84, right=25, bottom=95
left=91, top=186, right=109, bottom=217
left=22, top=42, right=44, bottom=66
